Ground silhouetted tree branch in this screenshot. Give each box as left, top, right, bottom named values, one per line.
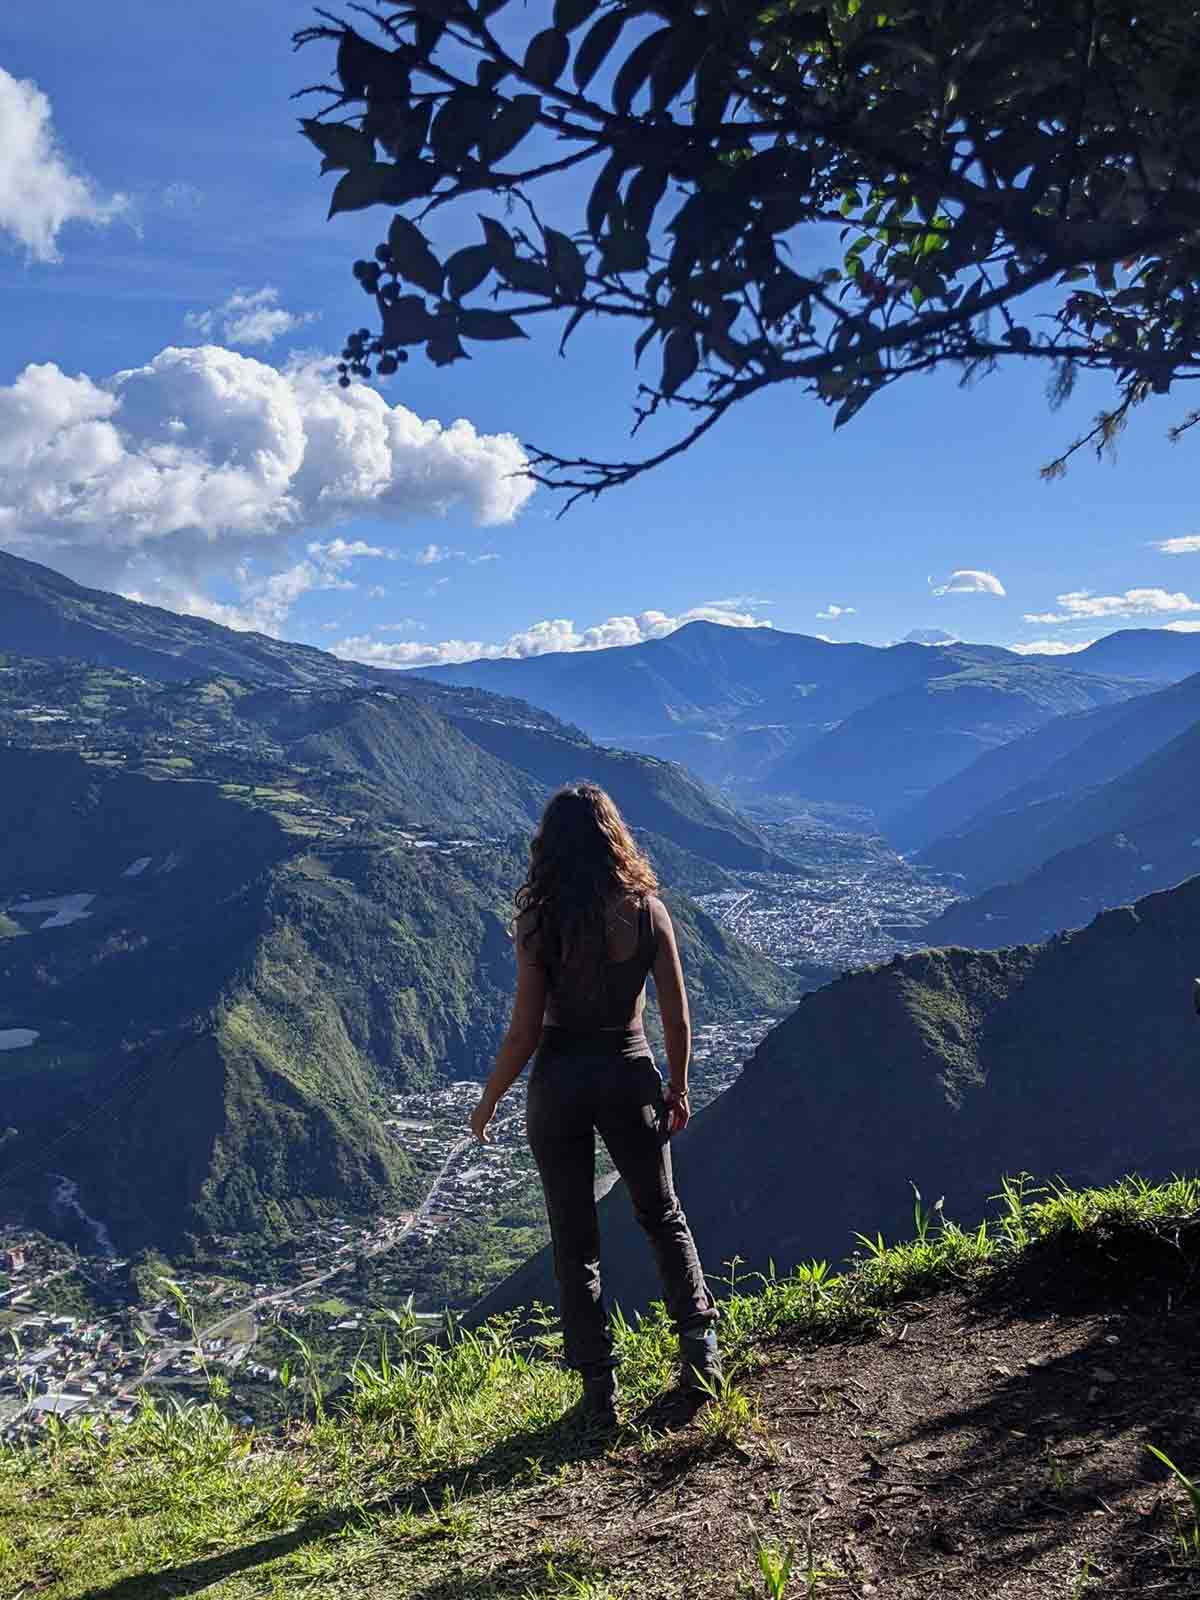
left=295, top=0, right=1200, bottom=500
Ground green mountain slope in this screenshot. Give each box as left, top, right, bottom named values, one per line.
left=927, top=720, right=1200, bottom=947
left=0, top=547, right=568, bottom=733
left=898, top=669, right=1200, bottom=861
left=0, top=729, right=793, bottom=1252
left=766, top=662, right=1146, bottom=810
left=472, top=873, right=1200, bottom=1322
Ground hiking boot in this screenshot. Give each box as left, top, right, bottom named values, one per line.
left=575, top=1365, right=619, bottom=1430
left=678, top=1327, right=722, bottom=1395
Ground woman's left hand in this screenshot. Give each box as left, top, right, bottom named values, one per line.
left=469, top=1098, right=495, bottom=1144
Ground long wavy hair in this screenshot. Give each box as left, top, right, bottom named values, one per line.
left=515, top=783, right=658, bottom=975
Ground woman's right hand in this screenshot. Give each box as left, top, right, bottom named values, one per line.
left=469, top=1097, right=495, bottom=1144
left=663, top=1084, right=690, bottom=1135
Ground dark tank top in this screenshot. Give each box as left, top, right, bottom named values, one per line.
left=540, top=896, right=658, bottom=1058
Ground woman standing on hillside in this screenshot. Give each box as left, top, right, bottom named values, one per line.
left=469, top=783, right=721, bottom=1427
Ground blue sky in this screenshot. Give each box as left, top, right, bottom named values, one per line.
left=1, top=0, right=1198, bottom=668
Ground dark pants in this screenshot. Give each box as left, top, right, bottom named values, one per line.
left=526, top=1043, right=716, bottom=1371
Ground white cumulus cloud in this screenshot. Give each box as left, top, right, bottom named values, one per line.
left=816, top=603, right=856, bottom=620
left=185, top=287, right=316, bottom=348
left=1165, top=620, right=1200, bottom=633
left=333, top=602, right=769, bottom=670
left=0, top=344, right=534, bottom=609
left=930, top=569, right=1007, bottom=597
left=1156, top=534, right=1200, bottom=555
left=0, top=67, right=130, bottom=262
left=1023, top=588, right=1200, bottom=625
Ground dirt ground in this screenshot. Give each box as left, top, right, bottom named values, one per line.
left=453, top=1232, right=1200, bottom=1598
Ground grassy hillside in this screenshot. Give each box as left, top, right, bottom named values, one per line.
left=476, top=872, right=1200, bottom=1324
left=5, top=1178, right=1200, bottom=1598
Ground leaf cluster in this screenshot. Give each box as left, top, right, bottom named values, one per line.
left=295, top=0, right=1200, bottom=495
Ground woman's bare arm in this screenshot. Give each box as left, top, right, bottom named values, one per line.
left=652, top=899, right=692, bottom=1126
left=470, top=922, right=546, bottom=1143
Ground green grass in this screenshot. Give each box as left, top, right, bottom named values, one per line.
left=3, top=1175, right=1198, bottom=1600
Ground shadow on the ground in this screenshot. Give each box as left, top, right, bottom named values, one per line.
left=72, top=1410, right=613, bottom=1600
left=884, top=1291, right=1200, bottom=1590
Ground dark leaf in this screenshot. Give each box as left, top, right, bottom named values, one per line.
left=426, top=329, right=469, bottom=366
left=482, top=95, right=542, bottom=164
left=501, top=256, right=557, bottom=295
left=760, top=268, right=814, bottom=323
left=624, top=164, right=669, bottom=235
left=477, top=59, right=508, bottom=90
left=382, top=295, right=439, bottom=345
left=458, top=308, right=529, bottom=340
left=415, top=15, right=446, bottom=56
left=834, top=388, right=872, bottom=429
left=554, top=0, right=600, bottom=31
left=573, top=9, right=626, bottom=91
left=545, top=228, right=588, bottom=299
left=599, top=226, right=648, bottom=274
left=388, top=216, right=445, bottom=296
left=329, top=164, right=403, bottom=218
left=613, top=27, right=673, bottom=115
left=660, top=327, right=698, bottom=395
left=367, top=101, right=429, bottom=160
left=559, top=303, right=589, bottom=354
left=524, top=27, right=571, bottom=85
left=634, top=322, right=658, bottom=366
left=301, top=119, right=374, bottom=173
left=650, top=28, right=706, bottom=112
left=337, top=31, right=394, bottom=99
left=430, top=94, right=493, bottom=167
left=693, top=51, right=730, bottom=127
left=587, top=154, right=625, bottom=239
left=445, top=244, right=493, bottom=299
left=479, top=214, right=517, bottom=263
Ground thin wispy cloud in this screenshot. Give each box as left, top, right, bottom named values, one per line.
left=1156, top=534, right=1200, bottom=555
left=816, top=603, right=856, bottom=620
left=1024, top=588, right=1200, bottom=625
left=1008, top=637, right=1096, bottom=655
left=185, top=287, right=316, bottom=348
left=0, top=67, right=130, bottom=262
left=929, top=569, right=1006, bottom=597
left=133, top=538, right=388, bottom=636
left=334, top=601, right=769, bottom=670
left=0, top=344, right=534, bottom=619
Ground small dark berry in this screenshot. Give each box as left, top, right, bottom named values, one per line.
left=378, top=355, right=399, bottom=376
left=338, top=376, right=351, bottom=388
left=352, top=259, right=371, bottom=278
left=397, top=350, right=409, bottom=364
left=375, top=245, right=391, bottom=263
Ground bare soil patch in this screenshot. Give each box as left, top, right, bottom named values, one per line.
left=440, top=1231, right=1200, bottom=1598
